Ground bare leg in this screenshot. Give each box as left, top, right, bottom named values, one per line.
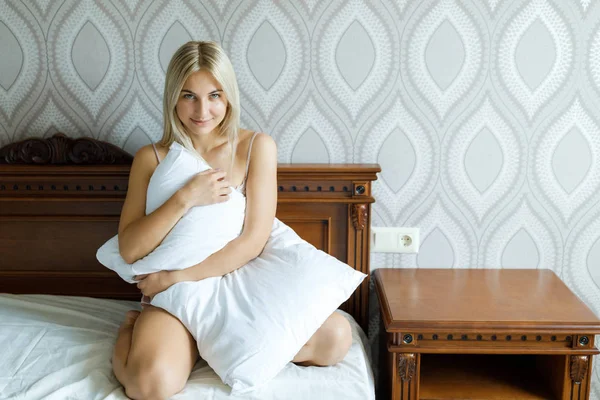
left=112, top=306, right=198, bottom=400
left=113, top=310, right=141, bottom=389
left=293, top=312, right=353, bottom=366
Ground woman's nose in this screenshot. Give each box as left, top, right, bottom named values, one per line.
left=195, top=99, right=209, bottom=117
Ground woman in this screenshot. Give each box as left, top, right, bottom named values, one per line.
left=112, top=41, right=352, bottom=400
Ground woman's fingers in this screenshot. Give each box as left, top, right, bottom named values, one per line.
left=217, top=179, right=230, bottom=188
left=199, top=168, right=222, bottom=175
left=204, top=170, right=226, bottom=182
left=213, top=171, right=227, bottom=181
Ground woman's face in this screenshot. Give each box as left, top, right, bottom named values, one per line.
left=176, top=70, right=228, bottom=138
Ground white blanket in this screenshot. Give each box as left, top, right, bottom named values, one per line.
left=0, top=294, right=375, bottom=400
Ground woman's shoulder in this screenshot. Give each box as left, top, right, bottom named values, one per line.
left=135, top=143, right=168, bottom=163
left=130, top=143, right=167, bottom=179
left=248, top=133, right=276, bottom=167
left=238, top=129, right=276, bottom=153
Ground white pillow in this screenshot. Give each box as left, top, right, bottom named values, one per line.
left=97, top=142, right=246, bottom=284
left=96, top=142, right=366, bottom=393
left=151, top=219, right=365, bottom=393
left=98, top=218, right=365, bottom=393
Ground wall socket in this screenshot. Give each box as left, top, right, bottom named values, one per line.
left=371, top=227, right=420, bottom=253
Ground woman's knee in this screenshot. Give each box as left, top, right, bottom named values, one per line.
left=124, top=358, right=187, bottom=400
left=119, top=306, right=196, bottom=399
left=316, top=313, right=353, bottom=366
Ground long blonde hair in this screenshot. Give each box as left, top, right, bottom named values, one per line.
left=160, top=41, right=240, bottom=168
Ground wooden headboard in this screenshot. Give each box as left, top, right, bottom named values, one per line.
left=0, top=134, right=380, bottom=331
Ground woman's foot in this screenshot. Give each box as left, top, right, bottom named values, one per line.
left=119, top=310, right=141, bottom=333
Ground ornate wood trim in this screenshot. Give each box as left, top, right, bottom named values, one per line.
left=0, top=133, right=133, bottom=165
left=397, top=353, right=416, bottom=382
left=570, top=355, right=589, bottom=384
left=346, top=202, right=371, bottom=330
left=392, top=332, right=574, bottom=344
left=352, top=203, right=368, bottom=230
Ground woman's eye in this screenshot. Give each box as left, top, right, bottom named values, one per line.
left=183, top=94, right=195, bottom=100
left=209, top=93, right=220, bottom=99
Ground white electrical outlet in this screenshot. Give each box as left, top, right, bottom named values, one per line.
left=371, top=227, right=419, bottom=253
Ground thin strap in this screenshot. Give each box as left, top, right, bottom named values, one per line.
left=151, top=143, right=161, bottom=163
left=243, top=132, right=259, bottom=181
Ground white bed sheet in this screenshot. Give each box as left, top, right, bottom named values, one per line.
left=0, top=294, right=375, bottom=400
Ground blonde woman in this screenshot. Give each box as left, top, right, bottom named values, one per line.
left=112, top=41, right=352, bottom=400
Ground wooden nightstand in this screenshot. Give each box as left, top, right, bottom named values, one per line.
left=374, top=268, right=600, bottom=400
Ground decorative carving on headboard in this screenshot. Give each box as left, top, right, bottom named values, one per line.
left=0, top=133, right=133, bottom=165
left=352, top=204, right=368, bottom=230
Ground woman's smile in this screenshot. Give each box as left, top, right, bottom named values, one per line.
left=190, top=117, right=213, bottom=126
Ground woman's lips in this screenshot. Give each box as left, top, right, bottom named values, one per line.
left=191, top=118, right=212, bottom=126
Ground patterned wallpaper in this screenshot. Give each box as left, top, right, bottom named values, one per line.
left=1, top=0, right=600, bottom=395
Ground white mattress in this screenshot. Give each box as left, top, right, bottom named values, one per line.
left=0, top=294, right=375, bottom=400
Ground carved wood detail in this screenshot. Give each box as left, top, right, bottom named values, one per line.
left=392, top=332, right=573, bottom=344
left=0, top=133, right=133, bottom=165
left=397, top=353, right=416, bottom=382
left=570, top=355, right=589, bottom=384
left=352, top=203, right=368, bottom=230
left=277, top=183, right=351, bottom=193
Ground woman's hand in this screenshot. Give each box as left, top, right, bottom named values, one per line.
left=177, top=169, right=232, bottom=210
left=135, top=270, right=180, bottom=299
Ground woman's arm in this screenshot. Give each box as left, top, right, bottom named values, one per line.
left=118, top=145, right=230, bottom=264
left=117, top=146, right=189, bottom=263
left=178, top=133, right=278, bottom=281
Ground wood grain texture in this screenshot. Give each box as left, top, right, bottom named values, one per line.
left=375, top=268, right=600, bottom=400
left=375, top=268, right=600, bottom=333
left=419, top=354, right=555, bottom=400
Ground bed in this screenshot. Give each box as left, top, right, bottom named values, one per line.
left=0, top=133, right=380, bottom=399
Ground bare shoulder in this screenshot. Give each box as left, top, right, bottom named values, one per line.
left=133, top=144, right=155, bottom=164
left=241, top=129, right=275, bottom=151
left=131, top=144, right=160, bottom=179
left=237, top=129, right=276, bottom=158
left=244, top=132, right=277, bottom=193
left=249, top=134, right=276, bottom=188
left=251, top=133, right=276, bottom=156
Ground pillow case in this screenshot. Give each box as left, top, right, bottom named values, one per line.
left=151, top=219, right=365, bottom=393
left=96, top=141, right=366, bottom=393
left=97, top=142, right=246, bottom=284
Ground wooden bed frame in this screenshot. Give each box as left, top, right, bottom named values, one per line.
left=0, top=134, right=380, bottom=332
